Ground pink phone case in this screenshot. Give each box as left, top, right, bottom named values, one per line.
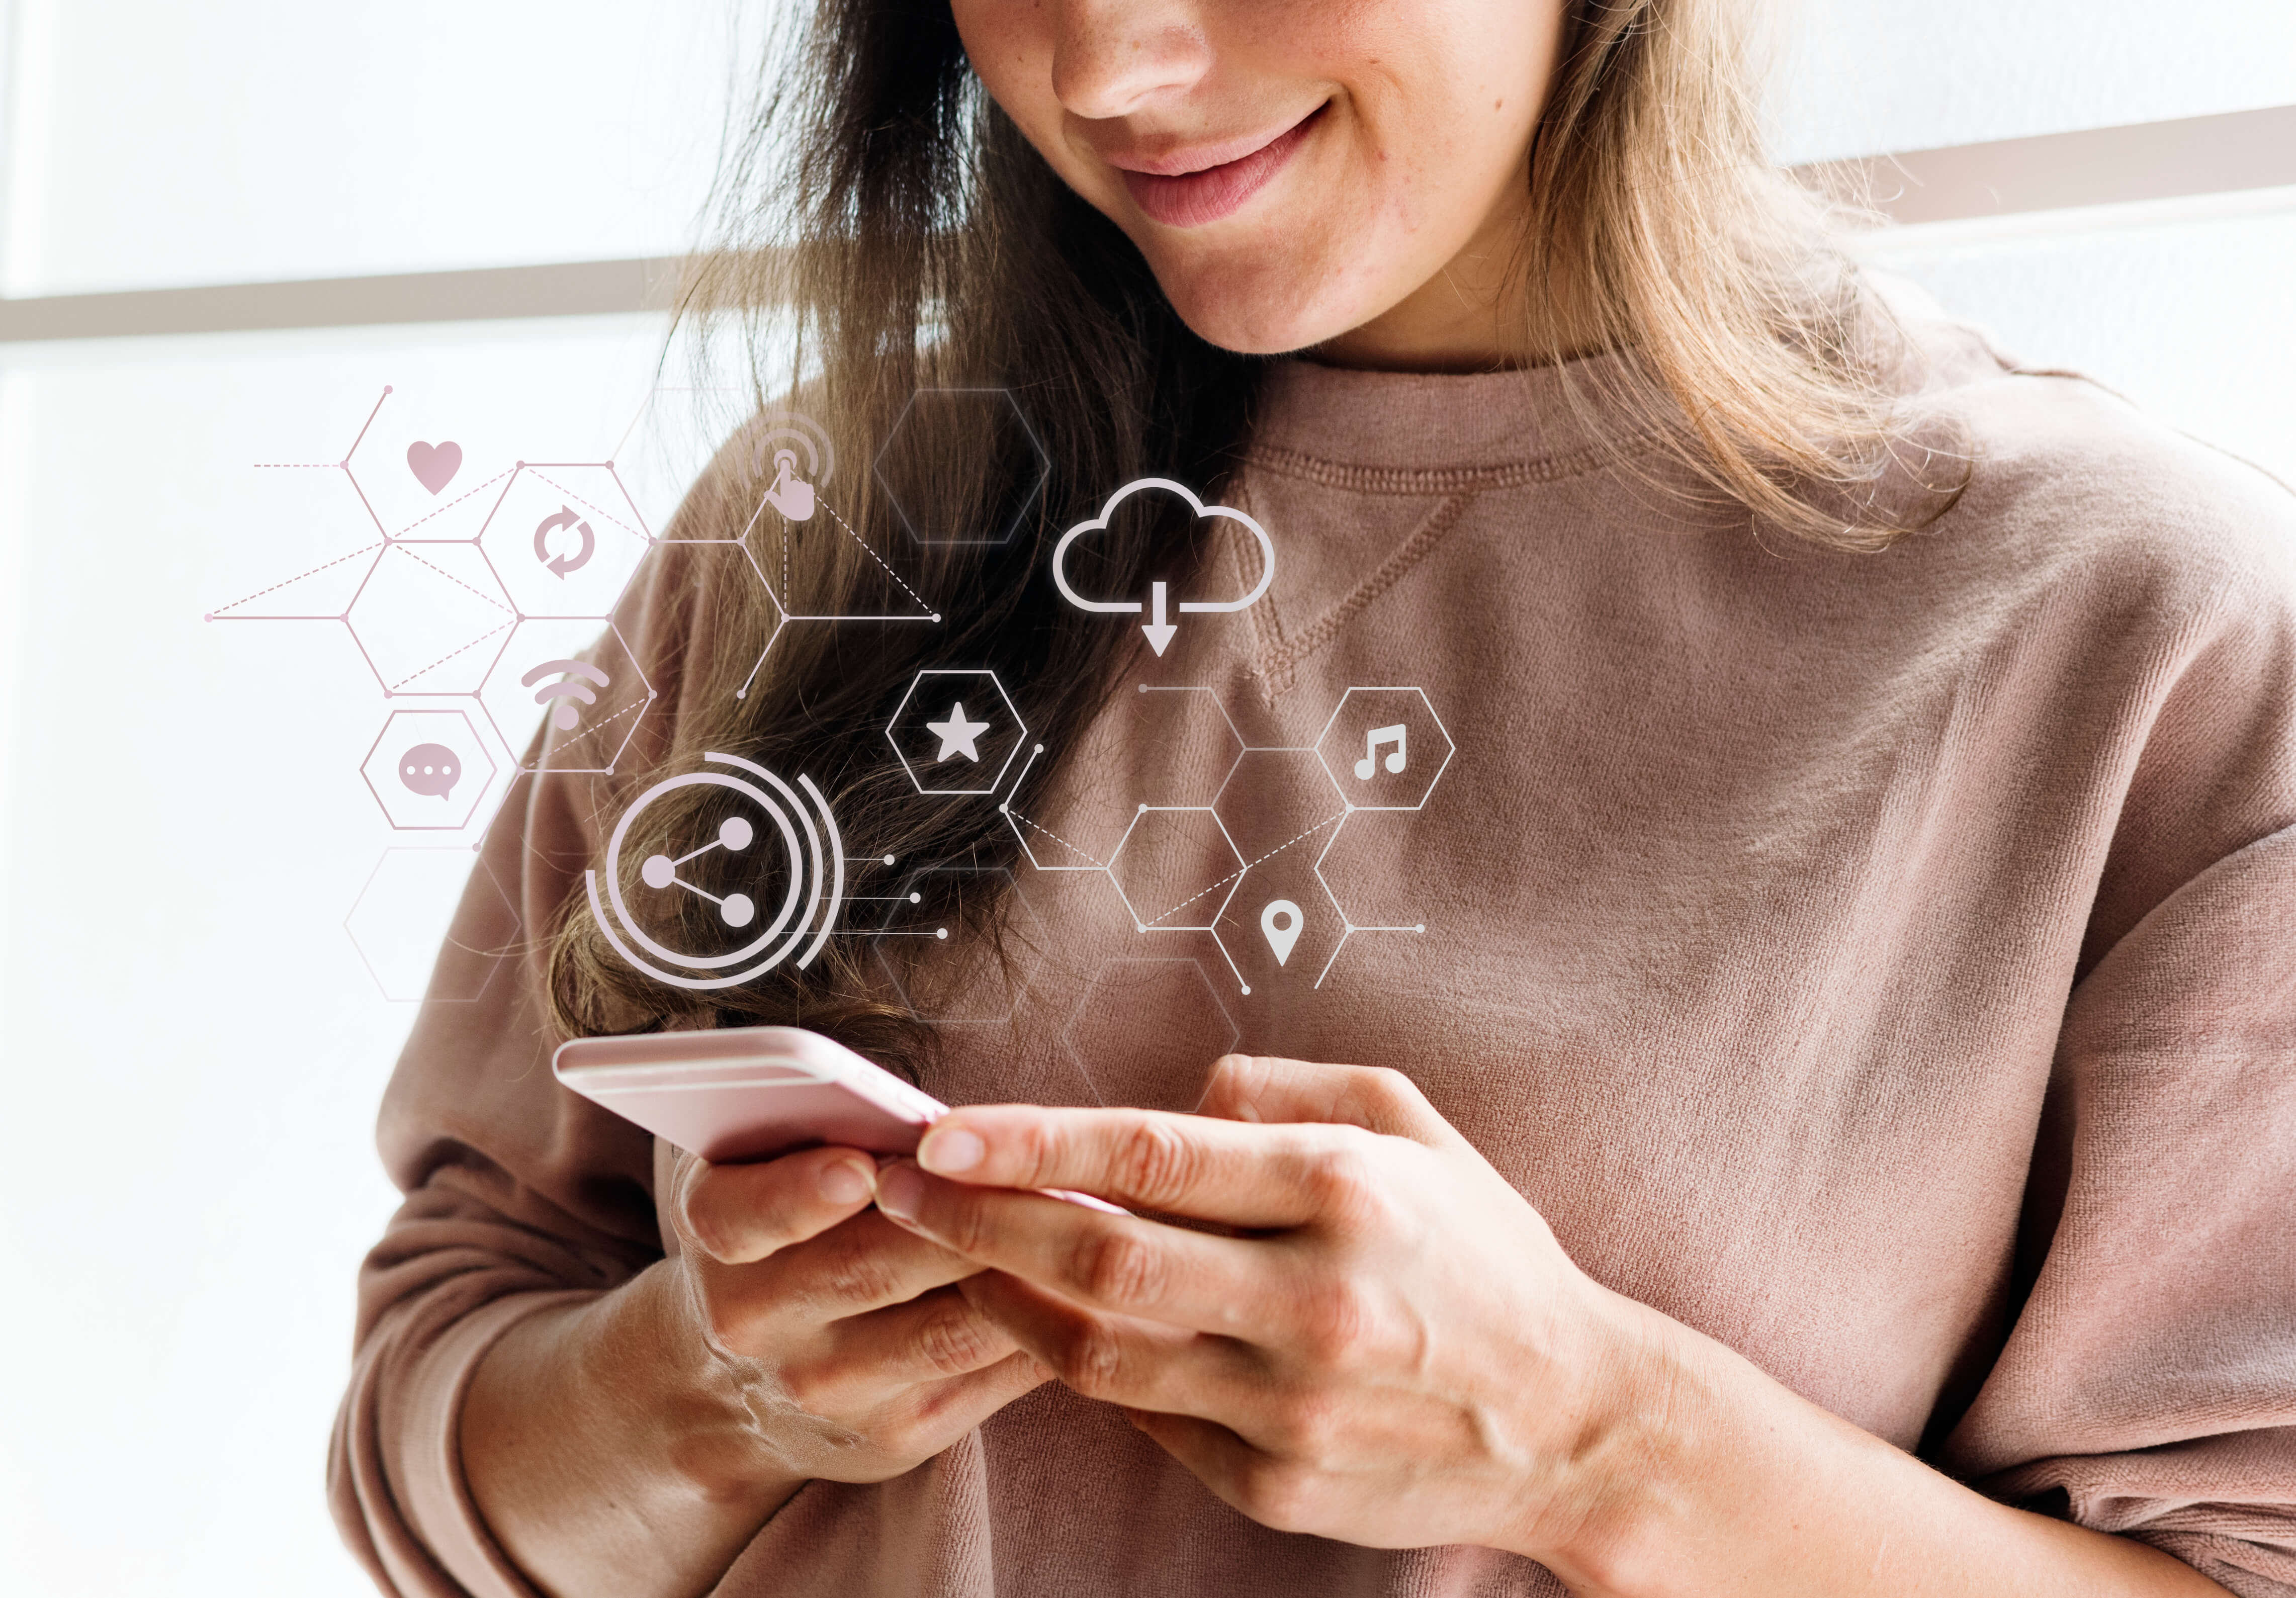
left=552, top=1025, right=948, bottom=1164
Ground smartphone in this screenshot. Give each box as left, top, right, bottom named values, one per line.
left=552, top=1025, right=1124, bottom=1212
left=553, top=1025, right=947, bottom=1164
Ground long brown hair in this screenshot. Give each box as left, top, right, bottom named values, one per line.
left=548, top=0, right=1960, bottom=1054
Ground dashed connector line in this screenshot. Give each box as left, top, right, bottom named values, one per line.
left=394, top=546, right=515, bottom=613
left=548, top=693, right=643, bottom=747
left=395, top=468, right=513, bottom=536
left=819, top=501, right=935, bottom=616
left=252, top=461, right=341, bottom=469
left=208, top=542, right=382, bottom=615
left=1002, top=808, right=1107, bottom=869
left=526, top=469, right=647, bottom=545
left=1140, top=808, right=1347, bottom=927
left=386, top=619, right=513, bottom=692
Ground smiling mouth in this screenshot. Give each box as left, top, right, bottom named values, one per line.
left=1113, top=104, right=1327, bottom=229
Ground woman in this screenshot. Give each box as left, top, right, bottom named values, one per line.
left=329, top=0, right=2296, bottom=1594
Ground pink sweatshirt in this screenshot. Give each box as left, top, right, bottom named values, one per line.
left=330, top=312, right=2296, bottom=1597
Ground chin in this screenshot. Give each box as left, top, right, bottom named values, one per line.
left=1145, top=246, right=1387, bottom=357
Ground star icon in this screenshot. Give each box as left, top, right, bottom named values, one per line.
left=925, top=701, right=992, bottom=763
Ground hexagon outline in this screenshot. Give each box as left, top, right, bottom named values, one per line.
left=1307, top=812, right=1429, bottom=989
left=1106, top=805, right=1248, bottom=934
left=732, top=593, right=793, bottom=702
left=999, top=792, right=1113, bottom=873
left=1138, top=682, right=1250, bottom=800
left=1208, top=852, right=1350, bottom=999
left=1211, top=741, right=1347, bottom=816
left=735, top=494, right=941, bottom=624
left=888, top=668, right=1028, bottom=795
left=342, top=542, right=519, bottom=699
left=472, top=461, right=655, bottom=622
left=1312, top=686, right=1457, bottom=813
left=479, top=619, right=659, bottom=775
left=361, top=706, right=500, bottom=831
left=1059, top=955, right=1241, bottom=1105
left=608, top=393, right=839, bottom=541
left=1205, top=747, right=1351, bottom=998
left=344, top=846, right=515, bottom=1005
left=872, top=387, right=1050, bottom=547
left=336, top=385, right=518, bottom=546
left=386, top=462, right=518, bottom=547
left=871, top=863, right=1046, bottom=1025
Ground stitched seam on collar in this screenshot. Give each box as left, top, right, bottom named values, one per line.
left=1240, top=433, right=1655, bottom=494
left=1258, top=491, right=1477, bottom=682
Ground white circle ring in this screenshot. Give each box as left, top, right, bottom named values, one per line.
left=602, top=770, right=805, bottom=970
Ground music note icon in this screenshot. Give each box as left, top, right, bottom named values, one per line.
left=1354, top=724, right=1407, bottom=780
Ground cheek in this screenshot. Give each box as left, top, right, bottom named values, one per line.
left=948, top=1, right=1056, bottom=136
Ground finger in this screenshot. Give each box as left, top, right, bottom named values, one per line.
left=824, top=1284, right=1029, bottom=1386
left=676, top=1144, right=880, bottom=1265
left=1122, top=1409, right=1292, bottom=1529
left=878, top=1162, right=1280, bottom=1334
left=914, top=1104, right=1368, bottom=1225
left=1196, top=1055, right=1467, bottom=1151
left=879, top=1350, right=1055, bottom=1457
left=959, top=1270, right=1259, bottom=1417
left=748, top=1206, right=996, bottom=1316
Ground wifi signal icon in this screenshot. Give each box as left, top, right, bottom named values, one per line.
left=521, top=659, right=611, bottom=731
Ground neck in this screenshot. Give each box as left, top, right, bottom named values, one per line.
left=1308, top=187, right=1602, bottom=374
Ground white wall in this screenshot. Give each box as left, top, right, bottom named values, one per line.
left=1768, top=0, right=2296, bottom=162
left=0, top=315, right=683, bottom=1595
left=2, top=0, right=748, bottom=294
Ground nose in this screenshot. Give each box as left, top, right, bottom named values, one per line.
left=1048, top=0, right=1213, bottom=121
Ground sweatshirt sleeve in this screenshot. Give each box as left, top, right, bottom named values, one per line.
left=1943, top=822, right=2296, bottom=1595
left=1937, top=522, right=2296, bottom=1594
left=325, top=726, right=667, bottom=1598
left=326, top=492, right=764, bottom=1595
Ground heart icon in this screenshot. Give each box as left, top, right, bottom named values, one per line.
left=406, top=440, right=462, bottom=495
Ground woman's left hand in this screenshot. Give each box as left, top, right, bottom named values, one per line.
left=868, top=1054, right=1655, bottom=1563
left=871, top=1056, right=2239, bottom=1598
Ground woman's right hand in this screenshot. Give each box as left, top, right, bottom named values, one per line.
left=462, top=1143, right=1047, bottom=1598
left=657, top=1141, right=1051, bottom=1490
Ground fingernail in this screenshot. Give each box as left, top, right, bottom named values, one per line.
left=818, top=1158, right=873, bottom=1206
left=875, top=1161, right=924, bottom=1221
left=918, top=1126, right=985, bottom=1175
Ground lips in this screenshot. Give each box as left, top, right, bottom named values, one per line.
left=1113, top=106, right=1324, bottom=229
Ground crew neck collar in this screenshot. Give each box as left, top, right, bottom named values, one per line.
left=1248, top=346, right=1653, bottom=473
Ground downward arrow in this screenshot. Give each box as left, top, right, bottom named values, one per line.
left=1141, top=580, right=1178, bottom=656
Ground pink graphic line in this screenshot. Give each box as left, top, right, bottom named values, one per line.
left=383, top=619, right=515, bottom=693
left=393, top=546, right=515, bottom=613
left=347, top=468, right=388, bottom=540
left=395, top=468, right=513, bottom=538
left=1002, top=807, right=1106, bottom=869
left=346, top=385, right=392, bottom=462
left=205, top=542, right=382, bottom=616
left=818, top=501, right=935, bottom=616
left=522, top=468, right=647, bottom=546
left=1140, top=809, right=1346, bottom=927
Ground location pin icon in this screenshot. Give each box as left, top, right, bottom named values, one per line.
left=1259, top=899, right=1303, bottom=967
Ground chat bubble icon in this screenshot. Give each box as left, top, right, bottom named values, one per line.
left=397, top=742, right=462, bottom=800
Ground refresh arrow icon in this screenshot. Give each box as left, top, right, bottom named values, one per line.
left=532, top=505, right=595, bottom=578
